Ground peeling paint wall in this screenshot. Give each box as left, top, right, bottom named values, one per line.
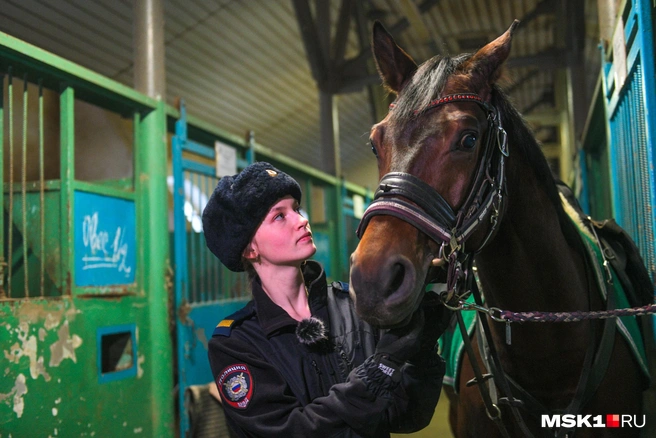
left=1, top=302, right=81, bottom=419
left=0, top=297, right=157, bottom=436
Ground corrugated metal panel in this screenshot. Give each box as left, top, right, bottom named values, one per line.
left=0, top=0, right=602, bottom=179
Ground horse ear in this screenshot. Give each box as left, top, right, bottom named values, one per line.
left=465, top=20, right=520, bottom=84
left=371, top=21, right=417, bottom=94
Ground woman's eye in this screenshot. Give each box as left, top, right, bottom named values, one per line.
left=460, top=134, right=477, bottom=150
left=274, top=213, right=284, bottom=220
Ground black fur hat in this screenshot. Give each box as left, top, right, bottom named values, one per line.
left=202, top=162, right=302, bottom=272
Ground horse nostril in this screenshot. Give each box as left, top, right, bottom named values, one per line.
left=389, top=262, right=406, bottom=294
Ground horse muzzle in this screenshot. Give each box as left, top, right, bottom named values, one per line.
left=349, top=228, right=427, bottom=327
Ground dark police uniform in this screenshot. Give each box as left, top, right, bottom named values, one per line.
left=208, top=261, right=445, bottom=438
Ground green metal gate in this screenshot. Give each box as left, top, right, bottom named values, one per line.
left=0, top=31, right=173, bottom=437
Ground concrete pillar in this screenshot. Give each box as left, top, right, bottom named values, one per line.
left=134, top=0, right=166, bottom=100
left=319, top=90, right=341, bottom=176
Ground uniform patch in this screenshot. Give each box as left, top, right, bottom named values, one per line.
left=217, top=364, right=254, bottom=409
left=217, top=319, right=233, bottom=328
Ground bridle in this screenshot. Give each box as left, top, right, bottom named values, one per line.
left=356, top=93, right=509, bottom=299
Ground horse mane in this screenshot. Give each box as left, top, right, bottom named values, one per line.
left=390, top=53, right=583, bottom=250
left=490, top=86, right=584, bottom=250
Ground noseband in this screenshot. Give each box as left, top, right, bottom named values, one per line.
left=356, top=93, right=509, bottom=295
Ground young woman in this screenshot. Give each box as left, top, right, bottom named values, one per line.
left=202, top=161, right=448, bottom=437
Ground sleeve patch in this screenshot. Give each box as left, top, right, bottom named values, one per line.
left=217, top=364, right=254, bottom=410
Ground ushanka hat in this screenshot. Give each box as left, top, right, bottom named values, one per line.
left=202, top=161, right=302, bottom=272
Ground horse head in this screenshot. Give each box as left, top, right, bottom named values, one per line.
left=350, top=21, right=519, bottom=327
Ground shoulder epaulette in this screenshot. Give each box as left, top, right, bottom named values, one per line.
left=212, top=303, right=255, bottom=337
left=331, top=281, right=349, bottom=293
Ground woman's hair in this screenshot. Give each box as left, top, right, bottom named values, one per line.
left=241, top=256, right=258, bottom=281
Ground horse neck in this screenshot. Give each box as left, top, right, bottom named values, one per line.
left=474, top=155, right=592, bottom=314
left=472, top=153, right=604, bottom=395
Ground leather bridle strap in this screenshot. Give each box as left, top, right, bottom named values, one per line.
left=373, top=172, right=457, bottom=226
left=356, top=197, right=454, bottom=244
left=470, top=276, right=538, bottom=438
left=455, top=264, right=513, bottom=438
left=356, top=94, right=508, bottom=256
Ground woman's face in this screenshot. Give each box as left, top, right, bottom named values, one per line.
left=248, top=196, right=316, bottom=267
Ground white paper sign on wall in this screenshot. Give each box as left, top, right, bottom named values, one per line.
left=215, top=141, right=237, bottom=178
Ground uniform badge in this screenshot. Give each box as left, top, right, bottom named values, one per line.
left=217, top=364, right=254, bottom=409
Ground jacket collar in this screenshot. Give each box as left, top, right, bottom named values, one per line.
left=252, top=260, right=328, bottom=337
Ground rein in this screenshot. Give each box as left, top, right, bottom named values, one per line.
left=451, top=298, right=656, bottom=324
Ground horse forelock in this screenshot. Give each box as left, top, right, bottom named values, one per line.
left=389, top=53, right=471, bottom=123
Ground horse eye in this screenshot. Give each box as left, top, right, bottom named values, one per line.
left=460, top=134, right=477, bottom=150
left=369, top=141, right=379, bottom=157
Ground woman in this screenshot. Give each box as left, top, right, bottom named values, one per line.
left=202, top=161, right=448, bottom=437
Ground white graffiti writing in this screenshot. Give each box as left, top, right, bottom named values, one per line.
left=82, top=212, right=131, bottom=275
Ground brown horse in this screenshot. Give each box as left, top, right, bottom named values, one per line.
left=349, top=21, right=648, bottom=437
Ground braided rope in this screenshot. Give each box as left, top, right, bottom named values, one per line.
left=499, top=303, right=656, bottom=323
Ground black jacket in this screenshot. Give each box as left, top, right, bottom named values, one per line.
left=208, top=261, right=445, bottom=437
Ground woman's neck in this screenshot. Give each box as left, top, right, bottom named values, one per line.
left=257, top=264, right=311, bottom=321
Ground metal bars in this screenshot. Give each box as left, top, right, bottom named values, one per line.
left=21, top=75, right=28, bottom=297
left=39, top=80, right=44, bottom=296
left=173, top=115, right=249, bottom=305
left=182, top=169, right=228, bottom=304
left=603, top=0, right=656, bottom=280
left=7, top=68, right=13, bottom=296
left=0, top=70, right=54, bottom=298
left=609, top=66, right=656, bottom=276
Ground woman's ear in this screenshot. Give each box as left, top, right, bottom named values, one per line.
left=243, top=245, right=258, bottom=263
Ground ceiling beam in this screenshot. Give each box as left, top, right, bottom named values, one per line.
left=398, top=0, right=444, bottom=54
left=522, top=89, right=554, bottom=115
left=506, top=68, right=541, bottom=94
left=353, top=0, right=387, bottom=124
left=316, top=0, right=331, bottom=61
left=342, top=0, right=442, bottom=78
left=506, top=48, right=566, bottom=69
left=332, top=0, right=354, bottom=65
left=292, top=0, right=327, bottom=84
left=518, top=0, right=557, bottom=28
left=338, top=74, right=381, bottom=93
left=524, top=110, right=561, bottom=126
